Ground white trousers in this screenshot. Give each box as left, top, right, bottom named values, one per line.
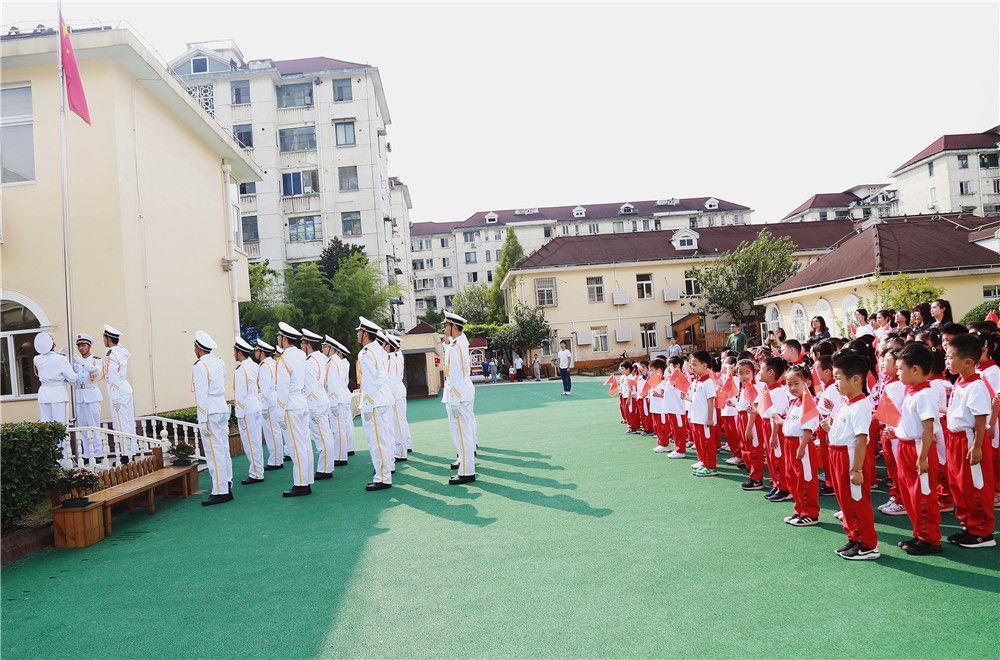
left=393, top=395, right=412, bottom=453
left=74, top=400, right=105, bottom=459
left=110, top=394, right=137, bottom=457
left=237, top=411, right=264, bottom=480
left=362, top=406, right=393, bottom=484
left=447, top=401, right=477, bottom=477
left=342, top=403, right=356, bottom=452
left=40, top=401, right=72, bottom=465
left=310, top=408, right=336, bottom=474
left=262, top=406, right=284, bottom=466
left=283, top=407, right=314, bottom=487
left=328, top=406, right=349, bottom=462
left=200, top=412, right=233, bottom=495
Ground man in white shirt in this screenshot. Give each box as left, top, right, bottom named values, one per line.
left=513, top=354, right=525, bottom=382
left=557, top=341, right=573, bottom=396
left=233, top=337, right=264, bottom=485
left=322, top=336, right=354, bottom=464
left=33, top=333, right=78, bottom=465
left=72, top=333, right=104, bottom=465
left=443, top=311, right=477, bottom=484
left=357, top=317, right=394, bottom=491
left=102, top=324, right=137, bottom=461
left=275, top=323, right=314, bottom=497
left=254, top=339, right=285, bottom=471
left=193, top=331, right=233, bottom=506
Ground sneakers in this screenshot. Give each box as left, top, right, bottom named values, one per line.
left=724, top=456, right=744, bottom=466
left=783, top=514, right=799, bottom=524
left=720, top=443, right=731, bottom=453
left=691, top=461, right=703, bottom=469
left=834, top=510, right=844, bottom=521
left=666, top=450, right=686, bottom=459
left=819, top=484, right=836, bottom=497
left=692, top=467, right=718, bottom=477
left=839, top=543, right=881, bottom=560
left=879, top=501, right=907, bottom=516
left=653, top=445, right=671, bottom=453
left=949, top=531, right=997, bottom=548
left=836, top=540, right=857, bottom=555
left=625, top=429, right=639, bottom=435
left=788, top=515, right=818, bottom=527
left=901, top=538, right=943, bottom=555
left=764, top=486, right=778, bottom=500
left=740, top=479, right=765, bottom=491
left=767, top=490, right=793, bottom=502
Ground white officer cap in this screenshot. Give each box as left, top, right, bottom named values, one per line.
left=332, top=339, right=351, bottom=355
left=301, top=328, right=323, bottom=344
left=277, top=322, right=301, bottom=340
left=75, top=333, right=94, bottom=346
left=443, top=311, right=467, bottom=327
left=275, top=346, right=284, bottom=355
left=356, top=316, right=381, bottom=334
left=34, top=332, right=54, bottom=355
left=194, top=330, right=217, bottom=352
left=323, top=334, right=337, bottom=347
left=103, top=324, right=122, bottom=340
left=255, top=338, right=275, bottom=354
left=375, top=330, right=389, bottom=345
left=234, top=336, right=254, bottom=354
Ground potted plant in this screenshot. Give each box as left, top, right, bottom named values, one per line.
left=168, top=441, right=195, bottom=466
left=53, top=468, right=100, bottom=508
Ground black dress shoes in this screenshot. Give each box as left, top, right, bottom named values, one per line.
left=264, top=464, right=283, bottom=471
left=284, top=456, right=292, bottom=462
left=202, top=492, right=233, bottom=506
left=448, top=474, right=476, bottom=485
left=282, top=485, right=312, bottom=497
left=365, top=482, right=392, bottom=491
left=334, top=460, right=349, bottom=467
left=348, top=451, right=356, bottom=456
left=240, top=477, right=264, bottom=485
left=314, top=472, right=333, bottom=480
left=450, top=461, right=461, bottom=470
left=395, top=456, right=408, bottom=462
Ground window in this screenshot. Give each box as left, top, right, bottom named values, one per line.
left=984, top=284, right=1000, bottom=299
left=495, top=230, right=502, bottom=240
left=960, top=206, right=977, bottom=214
left=495, top=250, right=501, bottom=261
left=231, top=80, right=250, bottom=105
left=636, top=273, right=653, bottom=300
left=958, top=154, right=969, bottom=169
left=927, top=161, right=934, bottom=176
left=440, top=237, right=450, bottom=248
left=613, top=221, right=624, bottom=233
left=1, top=297, right=51, bottom=397
left=444, top=294, right=455, bottom=308
left=467, top=272, right=479, bottom=283
left=818, top=211, right=828, bottom=221
left=678, top=237, right=694, bottom=248
left=589, top=223, right=600, bottom=234
left=535, top=278, right=556, bottom=307
left=684, top=271, right=700, bottom=296
left=688, top=217, right=698, bottom=229
left=980, top=153, right=999, bottom=169
left=241, top=215, right=259, bottom=242
left=341, top=211, right=362, bottom=236
left=233, top=124, right=253, bottom=148
left=593, top=326, right=609, bottom=352
left=835, top=210, right=849, bottom=219
left=414, top=239, right=431, bottom=251
left=191, top=57, right=208, bottom=74
left=929, top=187, right=937, bottom=203
left=335, top=121, right=356, bottom=146
left=412, top=259, right=427, bottom=271
left=442, top=276, right=453, bottom=288
left=415, top=278, right=434, bottom=290
left=560, top=225, right=569, bottom=235
left=416, top=299, right=425, bottom=311
left=463, top=231, right=476, bottom=243
left=654, top=218, right=661, bottom=230
left=239, top=182, right=256, bottom=195
left=575, top=224, right=581, bottom=235
left=425, top=296, right=439, bottom=310
left=1, top=85, right=34, bottom=183
left=791, top=304, right=808, bottom=342
left=332, top=78, right=353, bottom=102
left=464, top=252, right=477, bottom=264
left=544, top=226, right=554, bottom=238
left=993, top=179, right=1000, bottom=194
left=485, top=250, right=491, bottom=262
left=640, top=322, right=657, bottom=349
left=487, top=270, right=494, bottom=282
left=642, top=219, right=650, bottom=231
left=841, top=294, right=859, bottom=330
left=281, top=170, right=318, bottom=196
left=276, top=82, right=313, bottom=108
left=278, top=126, right=316, bottom=152
left=337, top=166, right=359, bottom=191
left=441, top=257, right=451, bottom=268
left=959, top=181, right=972, bottom=195
left=765, top=304, right=780, bottom=333
left=288, top=215, right=320, bottom=242
left=587, top=276, right=604, bottom=303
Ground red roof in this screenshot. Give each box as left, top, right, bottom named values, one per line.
left=469, top=338, right=488, bottom=349
left=273, top=57, right=368, bottom=76
left=514, top=221, right=856, bottom=270
left=767, top=214, right=1000, bottom=296
left=410, top=221, right=463, bottom=237
left=459, top=197, right=751, bottom=229
left=893, top=130, right=999, bottom=173
left=406, top=321, right=438, bottom=335
left=781, top=192, right=860, bottom=220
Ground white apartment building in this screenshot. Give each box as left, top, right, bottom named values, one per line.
left=410, top=221, right=463, bottom=313
left=781, top=184, right=898, bottom=223
left=170, top=41, right=416, bottom=329
left=893, top=128, right=1000, bottom=217
left=389, top=177, right=416, bottom=328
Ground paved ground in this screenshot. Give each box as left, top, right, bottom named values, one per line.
left=2, top=378, right=998, bottom=658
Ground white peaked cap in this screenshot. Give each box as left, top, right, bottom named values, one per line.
left=234, top=336, right=254, bottom=354
left=301, top=328, right=323, bottom=342
left=194, top=330, right=217, bottom=351
left=255, top=338, right=275, bottom=353
left=333, top=339, right=351, bottom=355
left=34, top=332, right=54, bottom=354
left=356, top=316, right=381, bottom=334
left=75, top=333, right=94, bottom=345
left=277, top=322, right=301, bottom=339
left=444, top=311, right=467, bottom=326
left=103, top=324, right=122, bottom=339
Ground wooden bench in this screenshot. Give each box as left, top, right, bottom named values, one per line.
left=51, top=448, right=200, bottom=547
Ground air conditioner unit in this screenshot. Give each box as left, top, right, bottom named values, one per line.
left=574, top=330, right=594, bottom=345
left=612, top=291, right=630, bottom=305
left=662, top=287, right=680, bottom=302
left=615, top=327, right=633, bottom=342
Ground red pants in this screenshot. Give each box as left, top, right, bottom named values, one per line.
left=721, top=415, right=740, bottom=457
left=691, top=423, right=717, bottom=469
left=881, top=429, right=901, bottom=501
left=783, top=435, right=819, bottom=518
left=896, top=439, right=942, bottom=545
left=946, top=428, right=996, bottom=538
left=641, top=401, right=655, bottom=433
left=993, top=434, right=1000, bottom=494
left=763, top=420, right=786, bottom=490
left=829, top=445, right=878, bottom=548
left=653, top=413, right=670, bottom=447
left=627, top=399, right=641, bottom=431
left=666, top=413, right=688, bottom=453
left=737, top=412, right=765, bottom=481
left=816, top=427, right=833, bottom=488
left=619, top=397, right=629, bottom=424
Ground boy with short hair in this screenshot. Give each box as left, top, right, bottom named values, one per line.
left=894, top=342, right=944, bottom=555
left=686, top=351, right=718, bottom=477
left=760, top=357, right=792, bottom=502
left=649, top=359, right=671, bottom=453
left=664, top=356, right=689, bottom=458
left=781, top=339, right=805, bottom=366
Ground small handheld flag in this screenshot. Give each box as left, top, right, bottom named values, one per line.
left=986, top=308, right=999, bottom=324
left=800, top=389, right=819, bottom=425
left=641, top=373, right=662, bottom=398
left=715, top=375, right=738, bottom=410
left=873, top=394, right=901, bottom=428
left=668, top=368, right=690, bottom=395
left=811, top=364, right=823, bottom=392
left=608, top=380, right=619, bottom=397
left=866, top=371, right=877, bottom=393
left=755, top=388, right=773, bottom=417
left=603, top=374, right=616, bottom=386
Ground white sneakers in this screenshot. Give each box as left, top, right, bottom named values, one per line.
left=691, top=461, right=703, bottom=469
left=724, top=456, right=744, bottom=466
left=878, top=498, right=907, bottom=516
left=666, top=451, right=686, bottom=459
left=653, top=445, right=671, bottom=453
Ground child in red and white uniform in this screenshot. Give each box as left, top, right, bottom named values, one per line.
left=617, top=361, right=633, bottom=426
left=761, top=357, right=793, bottom=502
left=635, top=361, right=651, bottom=435
left=625, top=364, right=642, bottom=434
left=945, top=333, right=996, bottom=548
left=719, top=356, right=743, bottom=466
left=781, top=364, right=821, bottom=526
left=928, top=349, right=953, bottom=513
left=824, top=352, right=880, bottom=560
left=664, top=356, right=689, bottom=458
left=686, top=351, right=718, bottom=477
left=814, top=354, right=840, bottom=497
left=638, top=360, right=656, bottom=436
left=877, top=350, right=908, bottom=517
left=737, top=359, right=767, bottom=490
left=974, top=338, right=1000, bottom=507
left=894, top=342, right=944, bottom=555
left=649, top=359, right=672, bottom=453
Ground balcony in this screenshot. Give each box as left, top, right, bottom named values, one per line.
left=231, top=103, right=252, bottom=123
left=281, top=194, right=321, bottom=214
left=279, top=150, right=318, bottom=169
left=240, top=194, right=257, bottom=212
left=276, top=105, right=315, bottom=125
left=243, top=241, right=261, bottom=259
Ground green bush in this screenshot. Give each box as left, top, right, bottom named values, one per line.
left=1, top=422, right=65, bottom=528
left=464, top=323, right=503, bottom=340
left=959, top=300, right=999, bottom=326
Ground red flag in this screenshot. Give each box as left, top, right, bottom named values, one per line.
left=873, top=394, right=901, bottom=428
left=811, top=364, right=823, bottom=392
left=668, top=368, right=689, bottom=395
left=640, top=373, right=662, bottom=398
left=607, top=380, right=619, bottom=397
left=603, top=374, right=616, bottom=386
left=710, top=371, right=720, bottom=386
left=755, top=387, right=773, bottom=417
left=801, top=389, right=819, bottom=425
left=60, top=14, right=91, bottom=124
left=986, top=308, right=999, bottom=324
left=715, top=375, right=738, bottom=410
left=848, top=322, right=857, bottom=336
left=866, top=371, right=877, bottom=392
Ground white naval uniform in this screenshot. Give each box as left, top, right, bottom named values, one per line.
left=387, top=350, right=412, bottom=456
left=257, top=355, right=284, bottom=466
left=193, top=353, right=233, bottom=495
left=305, top=350, right=335, bottom=474
left=375, top=343, right=399, bottom=459
left=34, top=349, right=78, bottom=464
left=358, top=342, right=394, bottom=484
left=444, top=333, right=477, bottom=477
left=338, top=355, right=356, bottom=453
left=234, top=357, right=264, bottom=480
left=324, top=355, right=351, bottom=462
left=103, top=345, right=137, bottom=457
left=276, top=346, right=314, bottom=486
left=72, top=354, right=105, bottom=460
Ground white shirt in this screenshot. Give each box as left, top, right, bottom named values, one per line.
left=444, top=333, right=474, bottom=404
left=233, top=357, right=261, bottom=418
left=304, top=350, right=330, bottom=412
left=649, top=378, right=666, bottom=415
left=193, top=353, right=228, bottom=422
left=895, top=384, right=941, bottom=441
left=818, top=381, right=845, bottom=418
left=558, top=349, right=572, bottom=369
left=762, top=384, right=790, bottom=424
left=662, top=373, right=687, bottom=415
left=736, top=380, right=764, bottom=413
left=257, top=356, right=277, bottom=408
left=72, top=354, right=103, bottom=404
left=854, top=323, right=874, bottom=338
left=275, top=346, right=308, bottom=412
left=513, top=357, right=523, bottom=369
left=688, top=376, right=716, bottom=426
left=829, top=395, right=873, bottom=447
left=358, top=343, right=392, bottom=411
left=103, top=345, right=133, bottom=399
left=33, top=350, right=77, bottom=404
left=947, top=376, right=992, bottom=433
left=782, top=397, right=819, bottom=438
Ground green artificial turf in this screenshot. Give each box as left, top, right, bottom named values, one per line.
left=2, top=377, right=998, bottom=658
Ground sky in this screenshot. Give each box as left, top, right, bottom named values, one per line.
left=4, top=1, right=999, bottom=224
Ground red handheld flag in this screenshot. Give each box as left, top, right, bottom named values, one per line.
left=866, top=371, right=877, bottom=392
left=603, top=374, right=616, bottom=386
left=873, top=394, right=901, bottom=428
left=801, top=389, right=819, bottom=425
left=668, top=368, right=689, bottom=395
left=608, top=380, right=619, bottom=397
left=986, top=308, right=999, bottom=324
left=755, top=387, right=773, bottom=417
left=715, top=375, right=738, bottom=410
left=811, top=364, right=823, bottom=392
left=640, top=372, right=662, bottom=398
left=60, top=14, right=91, bottom=125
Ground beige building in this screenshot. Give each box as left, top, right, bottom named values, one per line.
left=1, top=26, right=262, bottom=423
left=500, top=222, right=854, bottom=366
left=409, top=220, right=462, bottom=313
left=756, top=214, right=1000, bottom=338
left=781, top=184, right=897, bottom=223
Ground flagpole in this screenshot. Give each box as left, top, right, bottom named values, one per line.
left=57, top=0, right=76, bottom=421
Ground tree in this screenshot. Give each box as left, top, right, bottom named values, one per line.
left=329, top=254, right=400, bottom=353
left=318, top=237, right=366, bottom=280
left=691, top=229, right=799, bottom=329
left=488, top=228, right=526, bottom=323
left=509, top=303, right=551, bottom=357
left=239, top=260, right=279, bottom=343
left=450, top=283, right=491, bottom=324
left=959, top=299, right=999, bottom=325
left=419, top=308, right=445, bottom=330
left=860, top=273, right=945, bottom=316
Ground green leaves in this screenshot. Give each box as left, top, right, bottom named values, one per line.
left=1, top=422, right=65, bottom=528
left=860, top=273, right=944, bottom=316
left=451, top=283, right=491, bottom=324
left=488, top=228, right=526, bottom=323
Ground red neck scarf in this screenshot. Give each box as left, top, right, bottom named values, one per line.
left=957, top=373, right=981, bottom=388
left=905, top=381, right=932, bottom=396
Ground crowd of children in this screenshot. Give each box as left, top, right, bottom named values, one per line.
left=611, top=312, right=1000, bottom=561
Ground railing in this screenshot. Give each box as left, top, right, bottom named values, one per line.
left=244, top=241, right=261, bottom=258
left=231, top=103, right=252, bottom=123
left=281, top=194, right=321, bottom=214
left=239, top=193, right=257, bottom=211
left=135, top=416, right=205, bottom=461
left=62, top=426, right=170, bottom=470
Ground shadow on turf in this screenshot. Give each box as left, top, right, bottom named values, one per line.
left=477, top=446, right=553, bottom=460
